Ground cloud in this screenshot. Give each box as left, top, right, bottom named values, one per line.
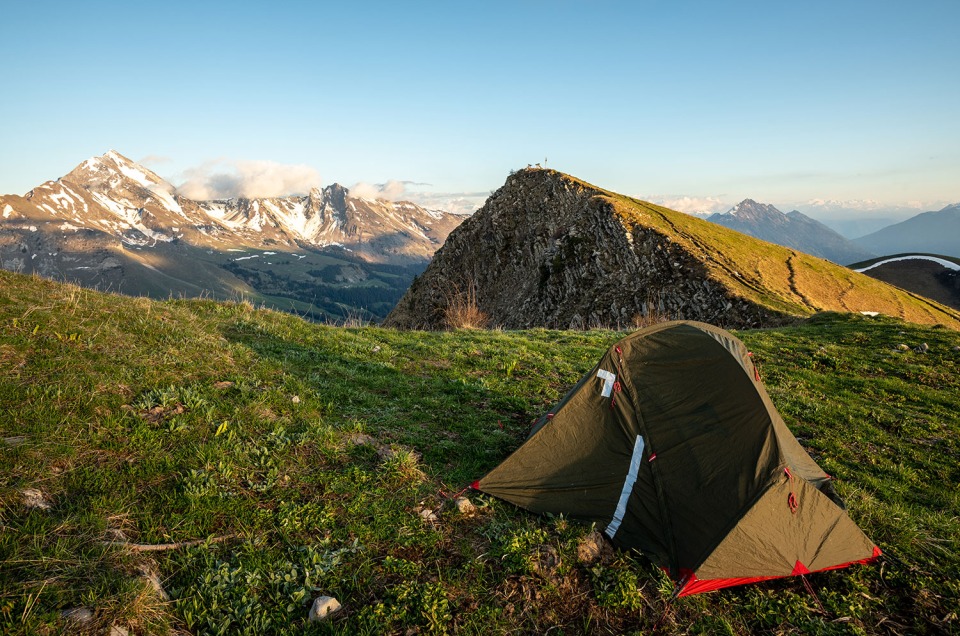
left=139, top=154, right=172, bottom=166
left=643, top=194, right=730, bottom=215
left=349, top=179, right=412, bottom=201
left=402, top=191, right=490, bottom=216
left=175, top=159, right=322, bottom=200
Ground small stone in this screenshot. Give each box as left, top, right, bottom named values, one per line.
left=110, top=625, right=130, bottom=636
left=419, top=508, right=438, bottom=523
left=308, top=595, right=342, bottom=621
left=577, top=530, right=613, bottom=565
left=372, top=345, right=382, bottom=353
left=531, top=544, right=561, bottom=579
left=291, top=395, right=301, bottom=404
left=61, top=607, right=94, bottom=624
left=896, top=344, right=910, bottom=351
left=3, top=435, right=26, bottom=447
left=21, top=488, right=51, bottom=510
left=453, top=496, right=476, bottom=515
left=915, top=343, right=929, bottom=353
left=345, top=432, right=376, bottom=446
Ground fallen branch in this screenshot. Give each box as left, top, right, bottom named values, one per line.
left=103, top=534, right=238, bottom=552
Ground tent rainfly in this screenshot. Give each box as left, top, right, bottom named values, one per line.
left=473, top=321, right=880, bottom=596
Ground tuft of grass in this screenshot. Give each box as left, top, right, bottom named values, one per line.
left=443, top=279, right=490, bottom=330
left=1, top=270, right=959, bottom=634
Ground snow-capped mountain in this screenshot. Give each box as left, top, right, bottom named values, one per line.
left=2, top=150, right=461, bottom=261
left=0, top=151, right=465, bottom=322
left=707, top=199, right=875, bottom=265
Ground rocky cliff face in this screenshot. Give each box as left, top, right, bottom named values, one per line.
left=385, top=170, right=788, bottom=330
left=385, top=169, right=960, bottom=331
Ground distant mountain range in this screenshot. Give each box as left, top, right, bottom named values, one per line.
left=706, top=199, right=875, bottom=265
left=0, top=151, right=464, bottom=322
left=852, top=204, right=960, bottom=258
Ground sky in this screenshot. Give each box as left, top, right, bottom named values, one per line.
left=2, top=0, right=959, bottom=221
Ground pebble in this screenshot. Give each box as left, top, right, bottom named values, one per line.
left=453, top=496, right=476, bottom=515
left=61, top=607, right=93, bottom=624
left=21, top=488, right=51, bottom=510
left=308, top=596, right=342, bottom=621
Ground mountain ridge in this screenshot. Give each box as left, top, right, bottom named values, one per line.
left=385, top=169, right=960, bottom=330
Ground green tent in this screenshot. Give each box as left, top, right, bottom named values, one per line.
left=474, top=321, right=879, bottom=596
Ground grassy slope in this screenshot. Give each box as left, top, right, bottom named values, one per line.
left=1, top=270, right=958, bottom=635
left=607, top=194, right=960, bottom=328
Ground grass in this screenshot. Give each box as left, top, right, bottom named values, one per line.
left=1, top=269, right=959, bottom=634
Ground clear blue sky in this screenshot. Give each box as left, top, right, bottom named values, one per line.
left=2, top=0, right=958, bottom=217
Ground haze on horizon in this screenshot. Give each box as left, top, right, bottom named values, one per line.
left=2, top=1, right=958, bottom=222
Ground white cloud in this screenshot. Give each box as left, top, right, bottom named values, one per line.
left=349, top=179, right=410, bottom=201
left=642, top=194, right=730, bottom=216
left=403, top=191, right=489, bottom=216
left=175, top=159, right=321, bottom=200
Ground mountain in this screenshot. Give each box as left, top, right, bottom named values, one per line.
left=706, top=199, right=875, bottom=265
left=850, top=254, right=960, bottom=311
left=0, top=151, right=464, bottom=321
left=384, top=169, right=960, bottom=330
left=852, top=204, right=960, bottom=258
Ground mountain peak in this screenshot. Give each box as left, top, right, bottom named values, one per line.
left=726, top=199, right=784, bottom=221
left=707, top=198, right=874, bottom=264
left=66, top=150, right=171, bottom=194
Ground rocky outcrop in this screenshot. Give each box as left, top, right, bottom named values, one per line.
left=384, top=169, right=789, bottom=330
left=385, top=169, right=960, bottom=331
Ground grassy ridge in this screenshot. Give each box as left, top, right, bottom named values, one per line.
left=1, top=270, right=958, bottom=634
left=607, top=193, right=960, bottom=329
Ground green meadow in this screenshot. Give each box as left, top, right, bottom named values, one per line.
left=1, top=269, right=957, bottom=634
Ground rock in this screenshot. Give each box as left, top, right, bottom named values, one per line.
left=345, top=432, right=377, bottom=447
left=2, top=435, right=26, bottom=447
left=21, top=488, right=51, bottom=510
left=61, top=606, right=94, bottom=624
left=915, top=343, right=929, bottom=353
left=419, top=508, right=439, bottom=524
left=372, top=345, right=382, bottom=353
left=577, top=530, right=613, bottom=564
left=896, top=344, right=910, bottom=351
left=291, top=395, right=301, bottom=404
left=308, top=595, right=342, bottom=621
left=531, top=544, right=561, bottom=579
left=453, top=496, right=476, bottom=515
left=110, top=625, right=130, bottom=636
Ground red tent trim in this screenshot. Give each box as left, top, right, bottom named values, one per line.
left=676, top=546, right=882, bottom=597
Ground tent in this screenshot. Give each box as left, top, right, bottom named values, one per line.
left=473, top=320, right=880, bottom=596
